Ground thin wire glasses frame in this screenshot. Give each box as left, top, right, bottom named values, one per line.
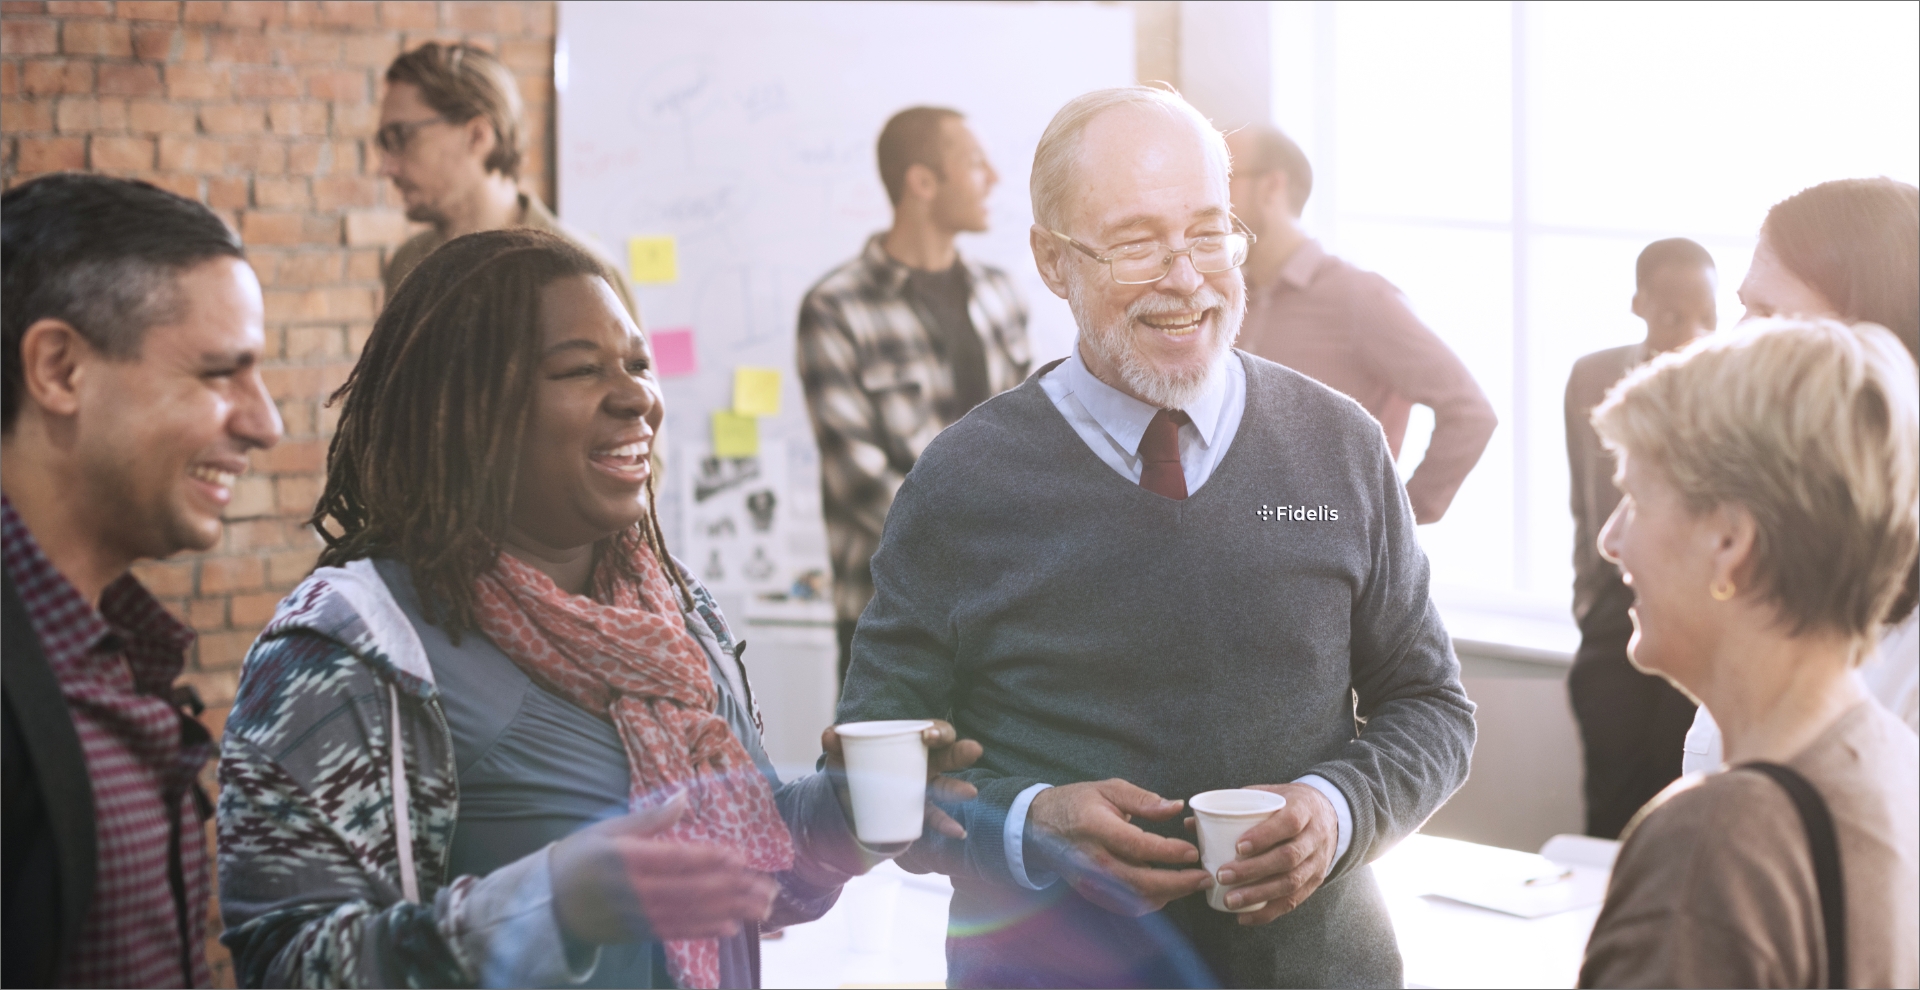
left=1047, top=216, right=1259, bottom=285
left=375, top=116, right=450, bottom=155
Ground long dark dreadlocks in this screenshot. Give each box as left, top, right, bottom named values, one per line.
left=312, top=227, right=688, bottom=638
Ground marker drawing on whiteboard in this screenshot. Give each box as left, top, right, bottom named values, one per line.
left=743, top=547, right=775, bottom=581
left=694, top=456, right=760, bottom=503
left=745, top=490, right=777, bottom=532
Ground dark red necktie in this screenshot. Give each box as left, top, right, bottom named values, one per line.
left=1139, top=409, right=1191, bottom=500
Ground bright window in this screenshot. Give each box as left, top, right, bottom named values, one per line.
left=1271, top=0, right=1920, bottom=614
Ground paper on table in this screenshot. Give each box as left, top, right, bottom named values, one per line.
left=651, top=327, right=697, bottom=377
left=1422, top=841, right=1607, bottom=919
left=712, top=410, right=759, bottom=457
left=733, top=367, right=781, bottom=416
left=628, top=235, right=678, bottom=284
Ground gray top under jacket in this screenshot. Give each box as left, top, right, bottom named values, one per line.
left=376, top=559, right=845, bottom=990
left=838, top=351, right=1478, bottom=989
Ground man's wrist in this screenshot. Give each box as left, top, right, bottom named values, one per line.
left=1292, top=774, right=1353, bottom=877
left=1005, top=782, right=1057, bottom=890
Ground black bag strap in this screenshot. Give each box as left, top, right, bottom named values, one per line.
left=1742, top=761, right=1848, bottom=989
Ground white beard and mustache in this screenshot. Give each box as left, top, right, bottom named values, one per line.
left=1070, top=273, right=1245, bottom=410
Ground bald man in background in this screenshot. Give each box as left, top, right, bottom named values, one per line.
left=1228, top=125, right=1496, bottom=524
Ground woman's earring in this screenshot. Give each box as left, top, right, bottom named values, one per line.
left=1710, top=579, right=1736, bottom=601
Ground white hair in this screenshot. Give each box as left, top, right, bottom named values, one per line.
left=1029, top=86, right=1232, bottom=232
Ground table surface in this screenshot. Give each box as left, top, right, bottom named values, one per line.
left=761, top=833, right=1606, bottom=989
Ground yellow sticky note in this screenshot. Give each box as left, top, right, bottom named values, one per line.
left=733, top=367, right=781, bottom=417
left=712, top=410, right=759, bottom=458
left=627, top=235, right=678, bottom=284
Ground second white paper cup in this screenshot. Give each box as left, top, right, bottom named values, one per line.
left=1190, top=788, right=1288, bottom=913
left=835, top=719, right=933, bottom=844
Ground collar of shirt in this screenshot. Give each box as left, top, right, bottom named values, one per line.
left=860, top=232, right=975, bottom=297
left=1061, top=344, right=1231, bottom=457
left=519, top=192, right=561, bottom=232
left=1, top=495, right=194, bottom=688
left=1276, top=237, right=1330, bottom=291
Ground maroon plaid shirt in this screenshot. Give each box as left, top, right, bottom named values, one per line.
left=2, top=497, right=212, bottom=988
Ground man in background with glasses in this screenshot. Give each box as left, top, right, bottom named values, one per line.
left=1227, top=125, right=1495, bottom=525
left=797, top=106, right=1031, bottom=689
left=374, top=43, right=637, bottom=318
left=837, top=87, right=1474, bottom=988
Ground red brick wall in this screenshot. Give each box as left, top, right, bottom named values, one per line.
left=1, top=3, right=556, bottom=983
left=2, top=0, right=556, bottom=710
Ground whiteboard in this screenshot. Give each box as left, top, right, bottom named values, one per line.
left=556, top=1, right=1134, bottom=629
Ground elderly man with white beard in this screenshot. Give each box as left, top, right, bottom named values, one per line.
left=836, top=87, right=1476, bottom=989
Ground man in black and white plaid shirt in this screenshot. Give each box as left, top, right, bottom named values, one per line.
left=798, top=107, right=1031, bottom=687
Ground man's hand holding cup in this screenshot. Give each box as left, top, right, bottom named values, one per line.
left=1189, top=782, right=1338, bottom=925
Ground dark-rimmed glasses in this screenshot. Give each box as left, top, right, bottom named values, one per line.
left=1048, top=217, right=1257, bottom=285
left=375, top=116, right=449, bottom=155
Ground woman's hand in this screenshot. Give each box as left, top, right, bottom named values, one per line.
left=550, top=795, right=779, bottom=943
left=822, top=719, right=983, bottom=840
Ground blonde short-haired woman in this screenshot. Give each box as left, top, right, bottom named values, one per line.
left=1577, top=318, right=1918, bottom=988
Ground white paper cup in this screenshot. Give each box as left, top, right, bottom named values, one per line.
left=1190, top=788, right=1287, bottom=913
left=835, top=720, right=933, bottom=844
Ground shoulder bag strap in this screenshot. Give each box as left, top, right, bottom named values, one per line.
left=1742, top=761, right=1847, bottom=989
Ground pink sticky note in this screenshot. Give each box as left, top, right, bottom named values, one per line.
left=652, top=327, right=697, bottom=377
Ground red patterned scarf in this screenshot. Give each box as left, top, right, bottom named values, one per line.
left=473, top=546, right=794, bottom=989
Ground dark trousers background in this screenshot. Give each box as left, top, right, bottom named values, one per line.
left=1567, top=606, right=1698, bottom=839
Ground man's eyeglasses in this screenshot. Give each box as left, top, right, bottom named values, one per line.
left=375, top=116, right=448, bottom=155
left=1048, top=218, right=1257, bottom=285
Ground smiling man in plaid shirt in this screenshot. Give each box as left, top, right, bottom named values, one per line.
left=799, top=107, right=1032, bottom=686
left=2, top=175, right=282, bottom=988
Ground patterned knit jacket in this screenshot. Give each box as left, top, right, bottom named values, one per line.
left=216, top=558, right=835, bottom=988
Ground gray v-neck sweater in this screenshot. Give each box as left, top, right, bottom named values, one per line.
left=839, top=350, right=1476, bottom=988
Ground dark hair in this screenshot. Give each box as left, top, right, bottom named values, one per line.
left=877, top=106, right=963, bottom=206
left=1763, top=178, right=1919, bottom=361
left=386, top=42, right=524, bottom=178
left=312, top=228, right=686, bottom=637
left=2, top=173, right=245, bottom=431
left=1232, top=124, right=1313, bottom=216
left=1634, top=237, right=1715, bottom=292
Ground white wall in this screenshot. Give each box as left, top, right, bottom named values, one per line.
left=1424, top=652, right=1584, bottom=851
left=1177, top=1, right=1272, bottom=128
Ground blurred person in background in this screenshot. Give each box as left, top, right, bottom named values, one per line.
left=1578, top=318, right=1918, bottom=988
left=1684, top=177, right=1920, bottom=776
left=375, top=42, right=637, bottom=318
left=2, top=174, right=283, bottom=987
left=1226, top=124, right=1496, bottom=524
left=797, top=106, right=1031, bottom=689
left=215, top=230, right=979, bottom=989
left=839, top=87, right=1475, bottom=988
left=1565, top=238, right=1718, bottom=838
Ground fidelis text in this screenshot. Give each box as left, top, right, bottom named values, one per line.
left=1256, top=504, right=1340, bottom=522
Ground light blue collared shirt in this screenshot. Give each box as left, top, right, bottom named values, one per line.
left=1002, top=348, right=1355, bottom=891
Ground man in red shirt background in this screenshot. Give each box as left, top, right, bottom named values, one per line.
left=1227, top=125, right=1496, bottom=525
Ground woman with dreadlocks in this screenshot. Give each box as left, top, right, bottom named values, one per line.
left=215, top=229, right=981, bottom=989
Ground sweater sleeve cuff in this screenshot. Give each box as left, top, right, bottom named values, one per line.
left=1293, top=774, right=1353, bottom=877
left=1004, top=783, right=1058, bottom=890
left=450, top=844, right=601, bottom=988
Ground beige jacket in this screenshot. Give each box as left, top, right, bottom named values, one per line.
left=380, top=192, right=639, bottom=320
left=1581, top=701, right=1919, bottom=988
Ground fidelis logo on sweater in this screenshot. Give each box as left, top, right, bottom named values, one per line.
left=1257, top=503, right=1340, bottom=522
